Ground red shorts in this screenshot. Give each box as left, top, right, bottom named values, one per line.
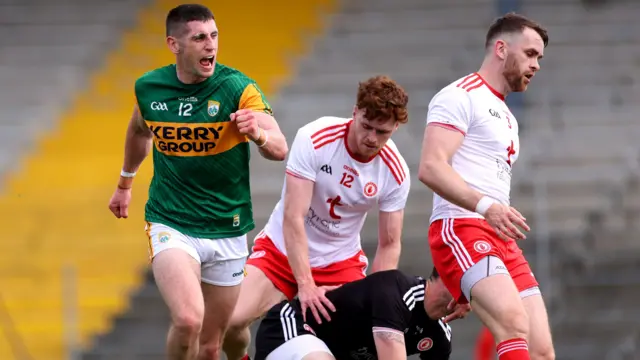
left=246, top=232, right=368, bottom=300
left=429, top=218, right=539, bottom=304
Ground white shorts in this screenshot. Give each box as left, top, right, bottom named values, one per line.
left=266, top=334, right=333, bottom=360
left=146, top=222, right=249, bottom=286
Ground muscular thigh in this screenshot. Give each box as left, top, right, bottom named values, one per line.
left=230, top=264, right=288, bottom=329
left=152, top=248, right=203, bottom=320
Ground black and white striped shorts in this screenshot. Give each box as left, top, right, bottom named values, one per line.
left=254, top=300, right=330, bottom=360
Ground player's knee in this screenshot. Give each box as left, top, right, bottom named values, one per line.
left=493, top=305, right=529, bottom=342
left=223, top=312, right=251, bottom=350
left=227, top=307, right=252, bottom=331
left=172, top=311, right=203, bottom=341
left=222, top=326, right=250, bottom=359
left=530, top=342, right=555, bottom=360
left=199, top=342, right=223, bottom=360
left=224, top=322, right=250, bottom=343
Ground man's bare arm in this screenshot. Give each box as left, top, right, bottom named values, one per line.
left=373, top=328, right=407, bottom=360
left=282, top=173, right=315, bottom=287
left=418, top=124, right=484, bottom=212
left=119, top=105, right=153, bottom=189
left=238, top=83, right=288, bottom=161
left=370, top=209, right=404, bottom=273
left=255, top=113, right=288, bottom=161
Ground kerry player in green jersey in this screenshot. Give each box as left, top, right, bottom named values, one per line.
left=107, top=4, right=288, bottom=360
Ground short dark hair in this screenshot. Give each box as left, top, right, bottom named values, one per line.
left=166, top=4, right=215, bottom=37
left=485, top=12, right=549, bottom=49
left=429, top=266, right=439, bottom=281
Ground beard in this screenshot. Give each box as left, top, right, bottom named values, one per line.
left=502, top=53, right=527, bottom=92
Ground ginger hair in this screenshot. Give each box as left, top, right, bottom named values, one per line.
left=356, top=75, right=409, bottom=124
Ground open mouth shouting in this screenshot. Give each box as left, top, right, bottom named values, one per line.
left=199, top=55, right=215, bottom=71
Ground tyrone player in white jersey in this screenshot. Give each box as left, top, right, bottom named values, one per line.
left=418, top=14, right=554, bottom=360
left=222, top=75, right=411, bottom=360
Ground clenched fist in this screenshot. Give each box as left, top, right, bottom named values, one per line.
left=231, top=109, right=262, bottom=141
left=108, top=187, right=132, bottom=219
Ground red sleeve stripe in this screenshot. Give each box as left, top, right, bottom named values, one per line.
left=456, top=74, right=481, bottom=90
left=311, top=123, right=347, bottom=141
left=464, top=82, right=483, bottom=93
left=381, top=145, right=406, bottom=180
left=428, top=122, right=466, bottom=136
left=456, top=73, right=477, bottom=87
left=379, top=149, right=403, bottom=185
left=313, top=130, right=346, bottom=149
left=285, top=169, right=314, bottom=181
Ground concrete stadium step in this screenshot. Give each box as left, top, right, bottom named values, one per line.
left=0, top=44, right=105, bottom=66
left=515, top=163, right=629, bottom=187
left=325, top=28, right=486, bottom=51
left=516, top=190, right=607, bottom=216
left=524, top=2, right=640, bottom=25
left=298, top=54, right=463, bottom=77
left=554, top=319, right=635, bottom=345
left=331, top=7, right=495, bottom=32
left=342, top=0, right=494, bottom=12
left=566, top=266, right=640, bottom=287
left=533, top=63, right=640, bottom=86
left=0, top=2, right=146, bottom=25
left=540, top=23, right=640, bottom=45
left=524, top=83, right=640, bottom=107
left=0, top=24, right=115, bottom=47
left=554, top=340, right=618, bottom=360
left=539, top=43, right=640, bottom=65
left=556, top=105, right=639, bottom=128
left=513, top=179, right=615, bottom=200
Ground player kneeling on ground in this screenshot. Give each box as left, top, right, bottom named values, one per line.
left=254, top=268, right=462, bottom=360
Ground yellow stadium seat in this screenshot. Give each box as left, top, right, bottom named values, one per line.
left=0, top=0, right=336, bottom=359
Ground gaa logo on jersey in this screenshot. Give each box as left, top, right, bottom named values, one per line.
left=207, top=100, right=220, bottom=117
left=363, top=182, right=378, bottom=197
left=417, top=337, right=433, bottom=351
left=474, top=240, right=492, bottom=254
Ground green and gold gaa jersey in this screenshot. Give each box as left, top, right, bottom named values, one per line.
left=135, top=63, right=272, bottom=239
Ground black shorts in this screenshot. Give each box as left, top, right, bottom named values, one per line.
left=254, top=300, right=326, bottom=360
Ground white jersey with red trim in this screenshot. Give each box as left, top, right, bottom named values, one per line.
left=426, top=72, right=519, bottom=222
left=262, top=116, right=411, bottom=268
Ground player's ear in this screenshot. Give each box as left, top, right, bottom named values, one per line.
left=495, top=39, right=507, bottom=60
left=166, top=36, right=180, bottom=55
left=352, top=105, right=358, bottom=119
